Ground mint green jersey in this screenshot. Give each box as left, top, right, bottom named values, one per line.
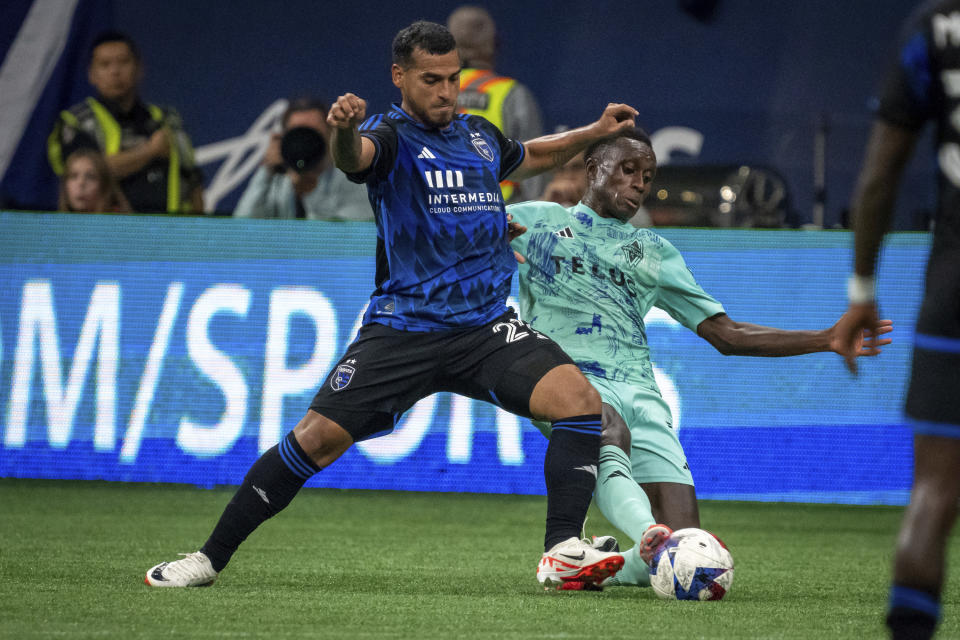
left=508, top=201, right=725, bottom=392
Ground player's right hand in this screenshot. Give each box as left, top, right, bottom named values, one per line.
left=327, top=93, right=367, bottom=130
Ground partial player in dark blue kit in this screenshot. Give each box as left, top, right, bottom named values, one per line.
left=836, top=1, right=960, bottom=637
left=145, top=20, right=639, bottom=590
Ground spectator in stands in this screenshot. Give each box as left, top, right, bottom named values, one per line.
left=234, top=98, right=371, bottom=221
left=57, top=148, right=131, bottom=213
left=47, top=31, right=203, bottom=214
left=448, top=5, right=545, bottom=202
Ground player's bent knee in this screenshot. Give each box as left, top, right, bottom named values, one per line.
left=293, top=409, right=354, bottom=469
left=601, top=403, right=631, bottom=452
left=529, top=364, right=601, bottom=419
left=574, top=381, right=602, bottom=413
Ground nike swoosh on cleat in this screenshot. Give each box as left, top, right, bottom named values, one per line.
left=559, top=552, right=586, bottom=561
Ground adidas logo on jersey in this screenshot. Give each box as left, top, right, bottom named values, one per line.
left=417, top=146, right=437, bottom=159
left=555, top=226, right=575, bottom=239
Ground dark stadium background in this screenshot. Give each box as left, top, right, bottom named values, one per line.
left=0, top=0, right=934, bottom=227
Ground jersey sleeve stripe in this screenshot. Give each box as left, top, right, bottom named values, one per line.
left=500, top=141, right=525, bottom=179
left=360, top=132, right=382, bottom=168
left=359, top=114, right=383, bottom=132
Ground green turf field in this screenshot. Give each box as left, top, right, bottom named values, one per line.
left=0, top=479, right=956, bottom=639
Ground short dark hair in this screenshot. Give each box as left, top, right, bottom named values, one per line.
left=584, top=127, right=653, bottom=165
left=89, top=31, right=141, bottom=65
left=282, top=97, right=329, bottom=129
left=392, top=21, right=457, bottom=67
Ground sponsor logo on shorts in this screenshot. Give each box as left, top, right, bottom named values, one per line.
left=331, top=364, right=356, bottom=391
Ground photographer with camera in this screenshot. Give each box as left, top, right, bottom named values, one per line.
left=234, top=97, right=371, bottom=220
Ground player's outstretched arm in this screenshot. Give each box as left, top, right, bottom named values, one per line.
left=835, top=119, right=917, bottom=373
left=327, top=93, right=376, bottom=174
left=696, top=313, right=892, bottom=358
left=508, top=103, right=638, bottom=181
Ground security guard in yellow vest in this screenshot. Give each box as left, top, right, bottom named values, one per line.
left=448, top=7, right=545, bottom=202
left=48, top=31, right=203, bottom=213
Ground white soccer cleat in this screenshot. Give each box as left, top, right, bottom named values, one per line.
left=537, top=537, right=624, bottom=590
left=144, top=551, right=218, bottom=587
left=638, top=523, right=673, bottom=566
left=555, top=535, right=621, bottom=591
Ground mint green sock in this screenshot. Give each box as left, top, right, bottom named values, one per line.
left=608, top=545, right=651, bottom=587
left=596, top=445, right=655, bottom=542
left=596, top=445, right=654, bottom=587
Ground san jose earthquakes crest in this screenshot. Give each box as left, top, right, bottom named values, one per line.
left=330, top=364, right=356, bottom=391
left=469, top=133, right=494, bottom=162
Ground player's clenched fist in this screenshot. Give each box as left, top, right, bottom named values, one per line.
left=327, top=93, right=367, bottom=129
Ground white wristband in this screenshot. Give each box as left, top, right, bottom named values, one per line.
left=847, top=274, right=876, bottom=304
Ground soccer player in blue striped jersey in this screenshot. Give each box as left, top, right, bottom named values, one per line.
left=836, top=2, right=960, bottom=637
left=146, top=20, right=639, bottom=590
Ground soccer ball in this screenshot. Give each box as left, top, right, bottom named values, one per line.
left=649, top=528, right=734, bottom=601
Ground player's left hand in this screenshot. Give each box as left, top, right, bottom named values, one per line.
left=829, top=304, right=893, bottom=374
left=593, top=103, right=640, bottom=138
left=507, top=213, right=527, bottom=263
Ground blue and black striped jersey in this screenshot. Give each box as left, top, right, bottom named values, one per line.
left=348, top=103, right=525, bottom=331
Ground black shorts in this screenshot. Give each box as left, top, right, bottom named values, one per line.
left=905, top=254, right=960, bottom=433
left=310, top=309, right=574, bottom=441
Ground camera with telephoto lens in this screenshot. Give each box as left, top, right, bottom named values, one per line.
left=280, top=126, right=326, bottom=174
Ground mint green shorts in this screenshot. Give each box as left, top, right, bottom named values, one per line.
left=533, top=375, right=694, bottom=486
left=590, top=375, right=693, bottom=485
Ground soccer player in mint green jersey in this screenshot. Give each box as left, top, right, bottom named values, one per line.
left=508, top=127, right=893, bottom=589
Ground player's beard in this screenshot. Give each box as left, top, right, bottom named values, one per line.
left=421, top=103, right=456, bottom=128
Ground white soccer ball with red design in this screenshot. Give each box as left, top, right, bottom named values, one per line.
left=649, top=527, right=734, bottom=601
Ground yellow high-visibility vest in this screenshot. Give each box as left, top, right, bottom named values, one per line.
left=48, top=97, right=188, bottom=212
left=458, top=68, right=519, bottom=201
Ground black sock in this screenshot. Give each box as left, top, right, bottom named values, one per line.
left=200, top=431, right=320, bottom=572
left=887, top=584, right=940, bottom=640
left=543, top=414, right=602, bottom=551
